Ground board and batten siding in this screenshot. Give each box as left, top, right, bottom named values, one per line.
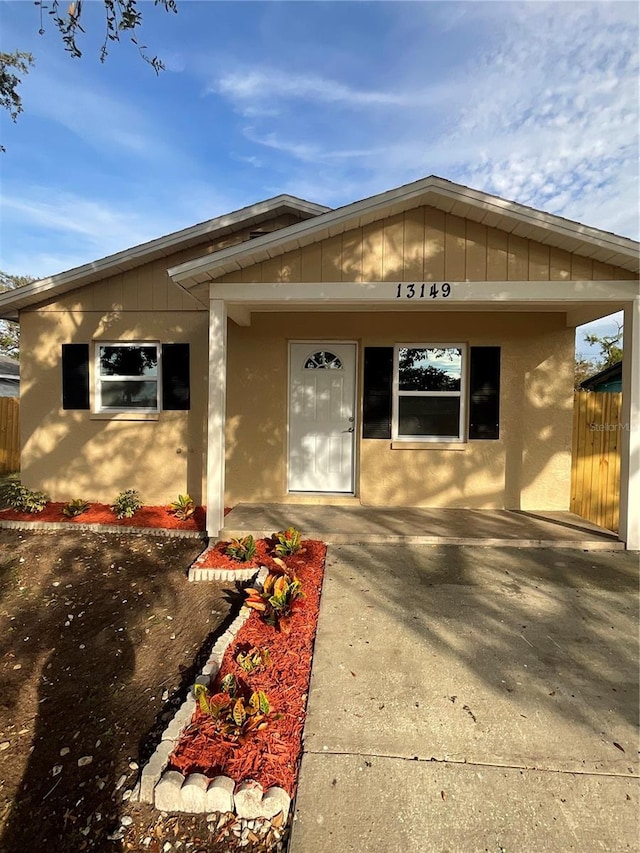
left=219, top=207, right=638, bottom=284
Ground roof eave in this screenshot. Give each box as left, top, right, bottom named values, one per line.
left=170, top=176, right=640, bottom=286
left=0, top=195, right=329, bottom=319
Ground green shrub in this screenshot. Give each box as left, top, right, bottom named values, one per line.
left=168, top=493, right=195, bottom=520
left=5, top=482, right=49, bottom=514
left=110, top=489, right=143, bottom=519
left=62, top=498, right=89, bottom=518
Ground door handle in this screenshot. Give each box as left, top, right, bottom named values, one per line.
left=343, top=427, right=354, bottom=433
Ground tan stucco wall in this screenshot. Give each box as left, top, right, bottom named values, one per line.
left=17, top=210, right=308, bottom=504
left=225, top=312, right=575, bottom=511
left=17, top=206, right=633, bottom=514
left=19, top=310, right=209, bottom=505
left=219, top=206, right=637, bottom=284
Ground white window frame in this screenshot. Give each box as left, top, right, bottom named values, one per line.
left=392, top=343, right=467, bottom=442
left=95, top=341, right=161, bottom=414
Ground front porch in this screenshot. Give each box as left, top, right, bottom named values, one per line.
left=220, top=504, right=623, bottom=549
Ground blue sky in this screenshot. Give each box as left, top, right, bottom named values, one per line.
left=0, top=0, right=637, bottom=357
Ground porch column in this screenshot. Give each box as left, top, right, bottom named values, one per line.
left=619, top=296, right=640, bottom=550
left=206, top=298, right=227, bottom=538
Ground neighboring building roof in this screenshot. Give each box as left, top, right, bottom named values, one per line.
left=580, top=361, right=623, bottom=392
left=169, top=175, right=640, bottom=287
left=0, top=195, right=329, bottom=320
left=0, top=355, right=20, bottom=378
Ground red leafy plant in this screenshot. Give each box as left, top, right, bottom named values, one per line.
left=244, top=558, right=305, bottom=635
left=193, top=674, right=272, bottom=744
left=272, top=527, right=302, bottom=557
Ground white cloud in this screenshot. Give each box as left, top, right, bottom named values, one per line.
left=214, top=68, right=435, bottom=110
left=1, top=190, right=179, bottom=278
left=450, top=3, right=639, bottom=235
left=0, top=183, right=251, bottom=278
left=210, top=2, right=639, bottom=237
left=2, top=194, right=148, bottom=244
left=241, top=127, right=385, bottom=165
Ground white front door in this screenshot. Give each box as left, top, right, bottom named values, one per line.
left=288, top=343, right=357, bottom=493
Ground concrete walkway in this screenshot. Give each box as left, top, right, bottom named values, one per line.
left=222, top=504, right=623, bottom=549
left=289, top=545, right=639, bottom=852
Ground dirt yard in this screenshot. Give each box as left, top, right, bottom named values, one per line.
left=0, top=527, right=275, bottom=852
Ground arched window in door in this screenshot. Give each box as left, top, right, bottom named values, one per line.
left=304, top=351, right=343, bottom=370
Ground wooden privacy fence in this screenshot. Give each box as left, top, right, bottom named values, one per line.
left=571, top=391, right=622, bottom=533
left=0, top=397, right=20, bottom=474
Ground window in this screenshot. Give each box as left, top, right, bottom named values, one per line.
left=304, top=351, right=343, bottom=370
left=96, top=343, right=159, bottom=412
left=393, top=345, right=466, bottom=441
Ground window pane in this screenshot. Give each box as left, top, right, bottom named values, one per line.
left=99, top=346, right=158, bottom=377
left=398, top=396, right=461, bottom=438
left=100, top=380, right=158, bottom=409
left=304, top=351, right=343, bottom=370
left=398, top=347, right=462, bottom=391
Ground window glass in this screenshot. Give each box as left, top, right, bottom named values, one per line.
left=398, top=396, right=461, bottom=438
left=398, top=347, right=461, bottom=391
left=394, top=344, right=466, bottom=441
left=97, top=343, right=159, bottom=411
left=304, top=351, right=343, bottom=370
left=100, top=380, right=158, bottom=409
left=99, top=346, right=158, bottom=377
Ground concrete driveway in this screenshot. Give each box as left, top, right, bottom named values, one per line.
left=289, top=545, right=639, bottom=852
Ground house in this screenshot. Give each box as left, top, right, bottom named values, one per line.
left=0, top=176, right=638, bottom=548
left=580, top=361, right=623, bottom=392
left=0, top=355, right=19, bottom=397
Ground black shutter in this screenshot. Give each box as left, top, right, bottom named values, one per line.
left=469, top=347, right=500, bottom=440
left=362, top=347, right=393, bottom=439
left=162, top=343, right=190, bottom=410
left=62, top=344, right=90, bottom=410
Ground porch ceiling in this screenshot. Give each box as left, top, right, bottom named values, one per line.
left=224, top=300, right=624, bottom=329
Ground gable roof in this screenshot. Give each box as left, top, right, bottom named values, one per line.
left=0, top=195, right=329, bottom=320
left=169, top=175, right=640, bottom=287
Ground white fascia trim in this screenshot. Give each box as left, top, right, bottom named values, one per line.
left=208, top=279, right=640, bottom=304
left=0, top=195, right=329, bottom=319
left=169, top=176, right=640, bottom=285
left=426, top=178, right=639, bottom=256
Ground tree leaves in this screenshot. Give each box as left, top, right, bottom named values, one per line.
left=0, top=271, right=36, bottom=359
left=1, top=2, right=178, bottom=138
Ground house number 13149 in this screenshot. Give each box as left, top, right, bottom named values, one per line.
left=396, top=282, right=452, bottom=299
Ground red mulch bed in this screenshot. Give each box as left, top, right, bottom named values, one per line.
left=196, top=537, right=277, bottom=570
left=170, top=539, right=326, bottom=795
left=0, top=503, right=206, bottom=531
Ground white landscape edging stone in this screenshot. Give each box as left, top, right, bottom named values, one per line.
left=187, top=544, right=263, bottom=582
left=137, top=566, right=291, bottom=821
left=0, top=518, right=205, bottom=539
